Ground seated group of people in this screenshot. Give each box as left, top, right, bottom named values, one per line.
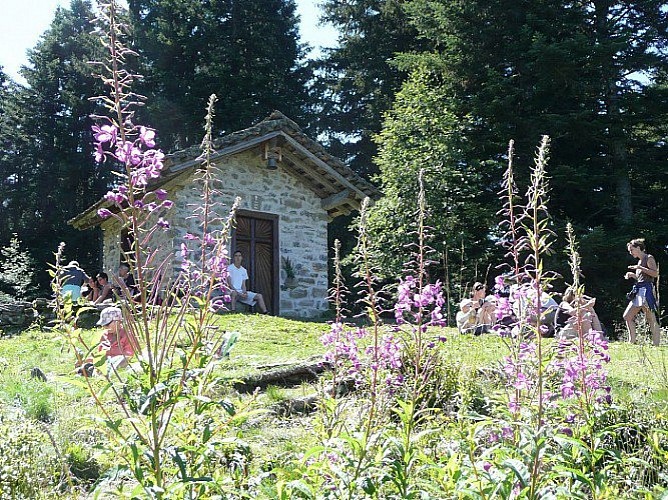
left=60, top=260, right=137, bottom=304
left=63, top=250, right=269, bottom=312
left=455, top=278, right=603, bottom=339
left=456, top=282, right=496, bottom=335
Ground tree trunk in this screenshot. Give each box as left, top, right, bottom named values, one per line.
left=594, top=0, right=633, bottom=223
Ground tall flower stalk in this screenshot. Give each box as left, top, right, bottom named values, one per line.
left=52, top=2, right=246, bottom=497
left=520, top=136, right=554, bottom=497
left=389, top=170, right=445, bottom=497
left=322, top=239, right=349, bottom=390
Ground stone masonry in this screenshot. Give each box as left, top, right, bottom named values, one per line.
left=101, top=151, right=329, bottom=318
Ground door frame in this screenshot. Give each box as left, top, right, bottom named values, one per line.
left=231, top=209, right=280, bottom=315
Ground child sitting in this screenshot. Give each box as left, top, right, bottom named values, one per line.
left=96, top=306, right=137, bottom=372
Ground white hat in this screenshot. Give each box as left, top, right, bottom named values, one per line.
left=460, top=298, right=474, bottom=308
left=96, top=306, right=122, bottom=326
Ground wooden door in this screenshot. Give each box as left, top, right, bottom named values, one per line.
left=232, top=211, right=279, bottom=314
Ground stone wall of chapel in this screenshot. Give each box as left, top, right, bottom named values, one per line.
left=100, top=151, right=329, bottom=317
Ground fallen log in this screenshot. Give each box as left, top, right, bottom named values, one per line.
left=233, top=359, right=332, bottom=393
left=268, top=376, right=359, bottom=416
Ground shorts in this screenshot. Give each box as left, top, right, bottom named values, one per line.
left=235, top=290, right=258, bottom=306
left=632, top=286, right=648, bottom=308
left=61, top=284, right=82, bottom=301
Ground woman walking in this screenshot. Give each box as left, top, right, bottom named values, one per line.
left=623, top=238, right=661, bottom=346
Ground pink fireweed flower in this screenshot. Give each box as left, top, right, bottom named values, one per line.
left=94, top=143, right=105, bottom=163
left=155, top=189, right=168, bottom=201
left=143, top=149, right=165, bottom=173
left=115, top=141, right=142, bottom=166
left=495, top=296, right=512, bottom=321
left=139, top=126, right=156, bottom=148
left=394, top=276, right=446, bottom=328
left=104, top=190, right=126, bottom=205
left=203, top=232, right=216, bottom=246
left=131, top=170, right=148, bottom=187
left=552, top=330, right=612, bottom=405
left=501, top=426, right=514, bottom=440
left=92, top=124, right=117, bottom=145
left=180, top=243, right=190, bottom=271
left=97, top=208, right=112, bottom=218
left=513, top=372, right=530, bottom=390
left=208, top=255, right=229, bottom=276
left=157, top=217, right=170, bottom=229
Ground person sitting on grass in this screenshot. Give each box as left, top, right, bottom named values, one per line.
left=456, top=298, right=477, bottom=334
left=456, top=282, right=497, bottom=335
left=555, top=287, right=603, bottom=339
left=227, top=250, right=269, bottom=314
left=471, top=282, right=496, bottom=333
left=94, top=272, right=114, bottom=304
left=82, top=277, right=100, bottom=302
left=96, top=306, right=137, bottom=372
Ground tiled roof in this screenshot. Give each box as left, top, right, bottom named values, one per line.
left=69, top=111, right=379, bottom=230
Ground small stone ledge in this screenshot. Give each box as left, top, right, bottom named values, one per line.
left=0, top=299, right=111, bottom=333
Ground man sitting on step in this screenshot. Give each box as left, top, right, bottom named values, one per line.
left=227, top=250, right=269, bottom=314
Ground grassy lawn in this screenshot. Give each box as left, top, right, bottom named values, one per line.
left=2, top=318, right=667, bottom=410
left=0, top=315, right=667, bottom=497
left=2, top=318, right=667, bottom=418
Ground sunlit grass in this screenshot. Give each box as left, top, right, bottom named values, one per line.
left=0, top=315, right=667, bottom=497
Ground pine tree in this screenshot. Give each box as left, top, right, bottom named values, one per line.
left=129, top=0, right=310, bottom=150
left=368, top=69, right=496, bottom=278
left=374, top=0, right=668, bottom=322
left=0, top=234, right=35, bottom=302
left=311, top=0, right=427, bottom=176
left=7, top=0, right=108, bottom=291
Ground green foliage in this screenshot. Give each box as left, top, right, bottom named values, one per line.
left=0, top=233, right=35, bottom=302
left=128, top=0, right=310, bottom=151
left=0, top=421, right=60, bottom=497
left=311, top=0, right=428, bottom=176
left=65, top=442, right=101, bottom=483
left=368, top=68, right=498, bottom=280
left=0, top=0, right=107, bottom=294
left=0, top=318, right=667, bottom=497
left=393, top=0, right=668, bottom=322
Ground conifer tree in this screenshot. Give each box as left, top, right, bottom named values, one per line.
left=6, top=0, right=107, bottom=289
left=311, top=0, right=426, bottom=176
left=129, top=0, right=310, bottom=150
left=0, top=234, right=35, bottom=302
left=372, top=0, right=668, bottom=321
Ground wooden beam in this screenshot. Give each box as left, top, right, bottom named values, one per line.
left=321, top=189, right=352, bottom=211
left=280, top=134, right=368, bottom=202
left=168, top=131, right=284, bottom=174
left=281, top=149, right=340, bottom=193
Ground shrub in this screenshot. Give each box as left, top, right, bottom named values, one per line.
left=0, top=376, right=54, bottom=422
left=0, top=234, right=35, bottom=303
left=65, top=442, right=101, bottom=483
left=0, top=421, right=59, bottom=497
